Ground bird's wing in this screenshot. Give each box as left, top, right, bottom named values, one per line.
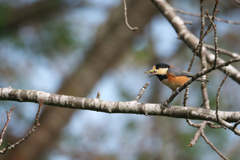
left=168, top=67, right=193, bottom=77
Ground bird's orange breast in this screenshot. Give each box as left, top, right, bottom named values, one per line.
left=161, top=73, right=190, bottom=90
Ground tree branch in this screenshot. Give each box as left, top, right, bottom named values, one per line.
left=174, top=8, right=240, bottom=25
left=216, top=75, right=228, bottom=122
left=1, top=87, right=240, bottom=124
left=134, top=82, right=149, bottom=102
left=188, top=121, right=207, bottom=147
left=0, top=107, right=15, bottom=148
left=204, top=43, right=240, bottom=59
left=0, top=101, right=43, bottom=154
left=122, top=0, right=138, bottom=31
left=201, top=129, right=228, bottom=160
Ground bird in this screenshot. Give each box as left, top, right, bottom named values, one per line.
left=145, top=63, right=208, bottom=94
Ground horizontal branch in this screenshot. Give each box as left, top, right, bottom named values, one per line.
left=0, top=88, right=240, bottom=123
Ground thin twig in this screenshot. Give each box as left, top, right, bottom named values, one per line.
left=0, top=102, right=43, bottom=154
left=134, top=82, right=150, bottom=101
left=184, top=21, right=193, bottom=25
left=184, top=0, right=204, bottom=106
left=217, top=116, right=240, bottom=135
left=199, top=1, right=211, bottom=110
left=174, top=9, right=240, bottom=25
left=183, top=52, right=197, bottom=107
left=207, top=122, right=227, bottom=129
left=122, top=0, right=138, bottom=31
left=35, top=100, right=43, bottom=126
left=188, top=121, right=226, bottom=148
left=199, top=0, right=210, bottom=110
left=96, top=91, right=101, bottom=99
left=195, top=2, right=218, bottom=57
left=216, top=75, right=228, bottom=122
left=204, top=43, right=240, bottom=59
left=205, top=10, right=219, bottom=68
left=203, top=1, right=219, bottom=38
left=186, top=119, right=201, bottom=128
left=188, top=121, right=207, bottom=147
left=201, top=130, right=228, bottom=160
left=184, top=0, right=204, bottom=127
left=233, top=120, right=240, bottom=130
left=0, top=107, right=15, bottom=147
left=183, top=52, right=196, bottom=107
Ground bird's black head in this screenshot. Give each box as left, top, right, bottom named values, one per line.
left=145, top=63, right=170, bottom=77
left=155, top=63, right=170, bottom=69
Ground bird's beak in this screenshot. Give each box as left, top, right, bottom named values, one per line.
left=145, top=70, right=156, bottom=77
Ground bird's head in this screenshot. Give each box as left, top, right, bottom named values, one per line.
left=145, top=63, right=170, bottom=77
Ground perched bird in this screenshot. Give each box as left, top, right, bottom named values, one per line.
left=145, top=63, right=208, bottom=93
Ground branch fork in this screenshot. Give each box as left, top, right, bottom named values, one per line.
left=0, top=101, right=43, bottom=154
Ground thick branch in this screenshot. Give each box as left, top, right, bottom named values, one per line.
left=1, top=88, right=240, bottom=123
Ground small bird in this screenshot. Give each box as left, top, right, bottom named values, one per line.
left=145, top=63, right=208, bottom=94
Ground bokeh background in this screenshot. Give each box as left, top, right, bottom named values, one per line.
left=0, top=0, right=240, bottom=160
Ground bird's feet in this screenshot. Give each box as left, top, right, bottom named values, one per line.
left=161, top=100, right=169, bottom=109
left=173, top=87, right=181, bottom=95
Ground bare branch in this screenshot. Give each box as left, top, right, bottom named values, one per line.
left=184, top=21, right=193, bottom=25
left=201, top=130, right=228, bottom=160
left=207, top=122, right=226, bottom=129
left=188, top=121, right=207, bottom=147
left=204, top=43, right=240, bottom=59
left=1, top=87, right=240, bottom=124
left=174, top=9, right=240, bottom=25
left=35, top=100, right=43, bottom=126
left=216, top=75, right=228, bottom=122
left=217, top=117, right=240, bottom=136
left=205, top=10, right=219, bottom=68
left=186, top=119, right=201, bottom=128
left=199, top=0, right=219, bottom=110
left=0, top=102, right=43, bottom=154
left=200, top=48, right=210, bottom=109
left=96, top=91, right=101, bottom=99
left=0, top=107, right=15, bottom=147
left=134, top=82, right=150, bottom=102
left=122, top=0, right=138, bottom=31
left=199, top=0, right=210, bottom=110
left=184, top=0, right=206, bottom=127
left=233, top=120, right=240, bottom=130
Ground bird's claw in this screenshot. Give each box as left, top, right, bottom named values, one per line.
left=161, top=100, right=169, bottom=109
left=173, top=87, right=181, bottom=95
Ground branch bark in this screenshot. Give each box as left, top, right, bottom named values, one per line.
left=1, top=87, right=240, bottom=123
